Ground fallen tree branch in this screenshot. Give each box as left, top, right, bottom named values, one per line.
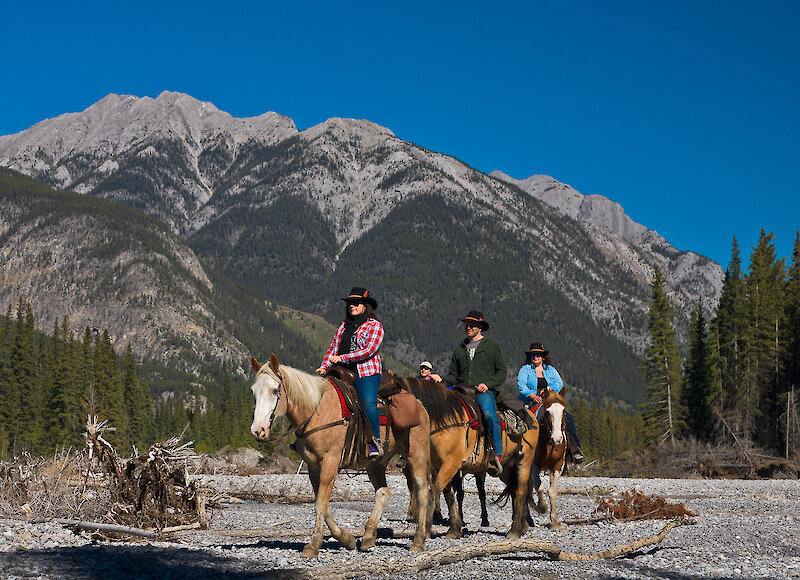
left=159, top=523, right=201, bottom=534
left=557, top=517, right=695, bottom=560
left=304, top=517, right=695, bottom=578
left=54, top=518, right=157, bottom=539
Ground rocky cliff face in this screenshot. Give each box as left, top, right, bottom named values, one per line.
left=490, top=172, right=723, bottom=319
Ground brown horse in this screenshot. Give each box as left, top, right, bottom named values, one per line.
left=250, top=354, right=431, bottom=556
left=400, top=377, right=539, bottom=539
left=529, top=388, right=568, bottom=529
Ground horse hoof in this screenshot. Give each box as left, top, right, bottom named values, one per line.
left=341, top=534, right=357, bottom=550
left=506, top=530, right=522, bottom=540
left=481, top=519, right=490, bottom=528
left=445, top=529, right=462, bottom=540
left=360, top=538, right=375, bottom=551
left=548, top=522, right=566, bottom=530
left=409, top=540, right=425, bottom=552
left=301, top=545, right=319, bottom=558
left=535, top=505, right=547, bottom=514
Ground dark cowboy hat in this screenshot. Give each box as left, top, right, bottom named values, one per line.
left=460, top=310, right=489, bottom=331
left=527, top=342, right=549, bottom=356
left=341, top=286, right=378, bottom=309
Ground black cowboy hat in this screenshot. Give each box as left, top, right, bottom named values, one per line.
left=527, top=342, right=549, bottom=356
left=341, top=286, right=378, bottom=309
left=460, top=310, right=489, bottom=331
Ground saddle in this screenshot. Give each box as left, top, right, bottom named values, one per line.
left=325, top=365, right=356, bottom=386
left=320, top=372, right=371, bottom=468
left=322, top=368, right=421, bottom=468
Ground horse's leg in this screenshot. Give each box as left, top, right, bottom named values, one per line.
left=403, top=460, right=418, bottom=522
left=404, top=423, right=430, bottom=552
left=304, top=456, right=355, bottom=557
left=530, top=466, right=547, bottom=515
left=548, top=467, right=566, bottom=530
left=361, top=462, right=391, bottom=551
left=443, top=471, right=461, bottom=526
left=475, top=472, right=489, bottom=527
left=302, top=462, right=326, bottom=557
left=508, top=444, right=534, bottom=538
left=442, top=480, right=464, bottom=539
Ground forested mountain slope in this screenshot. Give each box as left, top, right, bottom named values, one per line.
left=0, top=168, right=319, bottom=379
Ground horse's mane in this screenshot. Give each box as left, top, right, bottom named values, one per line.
left=398, top=377, right=472, bottom=426
left=267, top=364, right=326, bottom=416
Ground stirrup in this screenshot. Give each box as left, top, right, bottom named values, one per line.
left=487, top=456, right=503, bottom=477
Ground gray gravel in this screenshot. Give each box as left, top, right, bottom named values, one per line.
left=1, top=473, right=798, bottom=579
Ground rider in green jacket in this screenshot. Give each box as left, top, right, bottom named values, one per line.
left=431, top=311, right=507, bottom=475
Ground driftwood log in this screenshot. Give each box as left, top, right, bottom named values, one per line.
left=303, top=517, right=695, bottom=578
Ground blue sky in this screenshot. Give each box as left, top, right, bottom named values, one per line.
left=3, top=1, right=798, bottom=268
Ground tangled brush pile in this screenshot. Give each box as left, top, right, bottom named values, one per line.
left=594, top=489, right=697, bottom=520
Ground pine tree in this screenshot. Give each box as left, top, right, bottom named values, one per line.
left=716, top=237, right=750, bottom=439
left=0, top=304, right=12, bottom=457
left=683, top=303, right=713, bottom=439
left=641, top=268, right=685, bottom=447
left=122, top=344, right=153, bottom=453
left=11, top=301, right=42, bottom=452
left=706, top=316, right=724, bottom=440
left=93, top=330, right=126, bottom=446
left=746, top=230, right=785, bottom=447
left=781, top=232, right=800, bottom=457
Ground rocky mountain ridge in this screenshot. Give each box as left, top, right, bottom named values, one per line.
left=0, top=92, right=725, bottom=402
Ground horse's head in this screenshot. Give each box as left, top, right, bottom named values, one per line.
left=250, top=353, right=288, bottom=441
left=541, top=390, right=566, bottom=446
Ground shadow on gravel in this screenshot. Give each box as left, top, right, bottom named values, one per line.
left=596, top=565, right=733, bottom=580
left=0, top=544, right=308, bottom=580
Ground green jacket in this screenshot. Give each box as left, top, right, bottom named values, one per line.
left=441, top=335, right=507, bottom=390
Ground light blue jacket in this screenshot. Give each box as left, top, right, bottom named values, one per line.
left=517, top=363, right=563, bottom=404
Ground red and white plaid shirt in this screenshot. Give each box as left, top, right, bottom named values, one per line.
left=321, top=318, right=384, bottom=377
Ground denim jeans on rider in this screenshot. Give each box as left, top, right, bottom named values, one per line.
left=355, top=372, right=381, bottom=441
left=476, top=390, right=502, bottom=455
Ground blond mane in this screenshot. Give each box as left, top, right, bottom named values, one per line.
left=270, top=364, right=326, bottom=415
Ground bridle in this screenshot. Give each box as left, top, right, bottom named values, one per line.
left=257, top=366, right=285, bottom=431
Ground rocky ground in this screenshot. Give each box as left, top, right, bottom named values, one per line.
left=0, top=471, right=798, bottom=579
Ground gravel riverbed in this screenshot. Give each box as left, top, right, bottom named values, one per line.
left=0, top=474, right=798, bottom=579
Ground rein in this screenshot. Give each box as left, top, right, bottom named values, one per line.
left=293, top=378, right=350, bottom=439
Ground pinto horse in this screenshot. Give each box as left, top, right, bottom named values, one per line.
left=250, top=354, right=431, bottom=556
left=400, top=377, right=539, bottom=539
left=529, top=388, right=568, bottom=529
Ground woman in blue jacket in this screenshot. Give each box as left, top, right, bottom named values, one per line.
left=517, top=343, right=584, bottom=463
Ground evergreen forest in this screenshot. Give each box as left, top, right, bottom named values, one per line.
left=641, top=230, right=800, bottom=459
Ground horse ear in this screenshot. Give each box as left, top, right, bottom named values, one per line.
left=250, top=356, right=261, bottom=372
left=269, top=352, right=280, bottom=374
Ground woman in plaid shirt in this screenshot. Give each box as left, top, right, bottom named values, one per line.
left=316, top=287, right=385, bottom=457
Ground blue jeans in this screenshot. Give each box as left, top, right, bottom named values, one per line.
left=476, top=391, right=502, bottom=455
left=355, top=373, right=381, bottom=441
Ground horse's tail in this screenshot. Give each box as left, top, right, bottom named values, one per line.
left=497, top=454, right=519, bottom=508
left=498, top=454, right=536, bottom=508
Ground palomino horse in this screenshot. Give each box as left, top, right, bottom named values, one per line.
left=529, top=388, right=568, bottom=529
left=400, top=377, right=539, bottom=539
left=250, top=354, right=431, bottom=556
